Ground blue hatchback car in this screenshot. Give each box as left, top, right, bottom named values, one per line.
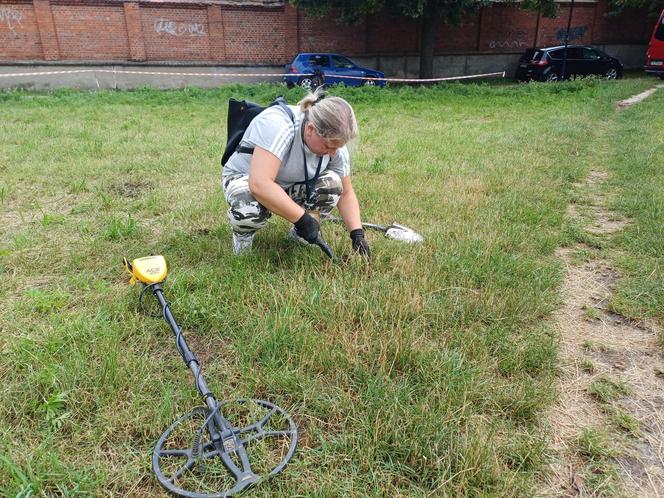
left=284, top=53, right=386, bottom=89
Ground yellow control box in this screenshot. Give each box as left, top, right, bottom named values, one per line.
left=124, top=255, right=168, bottom=284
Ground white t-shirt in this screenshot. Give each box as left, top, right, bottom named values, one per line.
left=222, top=105, right=350, bottom=188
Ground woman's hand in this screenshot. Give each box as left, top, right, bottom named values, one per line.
left=294, top=212, right=321, bottom=244
left=337, top=176, right=369, bottom=259
left=350, top=229, right=371, bottom=259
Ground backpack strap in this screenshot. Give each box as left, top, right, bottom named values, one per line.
left=236, top=97, right=295, bottom=156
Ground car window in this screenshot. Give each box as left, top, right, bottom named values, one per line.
left=656, top=16, right=664, bottom=41
left=519, top=49, right=537, bottom=62
left=308, top=55, right=330, bottom=67
left=331, top=55, right=355, bottom=69
left=549, top=48, right=582, bottom=59
left=549, top=49, right=564, bottom=60
left=583, top=48, right=601, bottom=60
left=566, top=48, right=584, bottom=59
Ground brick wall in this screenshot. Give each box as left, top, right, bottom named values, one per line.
left=222, top=8, right=285, bottom=63
left=298, top=9, right=367, bottom=55
left=52, top=3, right=129, bottom=60
left=366, top=11, right=418, bottom=54
left=0, top=2, right=42, bottom=59
left=592, top=2, right=654, bottom=43
left=479, top=6, right=539, bottom=52
left=536, top=4, right=596, bottom=47
left=141, top=5, right=209, bottom=61
left=0, top=0, right=654, bottom=63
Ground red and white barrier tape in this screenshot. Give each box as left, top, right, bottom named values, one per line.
left=312, top=71, right=506, bottom=83
left=0, top=68, right=505, bottom=82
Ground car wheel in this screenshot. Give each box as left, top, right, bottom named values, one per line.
left=544, top=72, right=558, bottom=83
left=362, top=79, right=377, bottom=86
left=605, top=67, right=618, bottom=80
left=298, top=77, right=315, bottom=90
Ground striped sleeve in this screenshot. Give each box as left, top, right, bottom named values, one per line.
left=243, top=107, right=295, bottom=162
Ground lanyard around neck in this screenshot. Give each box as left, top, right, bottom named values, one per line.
left=301, top=117, right=323, bottom=202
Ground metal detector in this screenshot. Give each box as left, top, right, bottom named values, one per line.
left=323, top=215, right=424, bottom=244
left=123, top=255, right=297, bottom=498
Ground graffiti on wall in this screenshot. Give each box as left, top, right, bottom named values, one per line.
left=154, top=19, right=206, bottom=37
left=0, top=7, right=22, bottom=33
left=488, top=27, right=530, bottom=49
left=555, top=25, right=588, bottom=43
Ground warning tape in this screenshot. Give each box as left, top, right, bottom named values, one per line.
left=312, top=71, right=506, bottom=83
left=0, top=68, right=505, bottom=82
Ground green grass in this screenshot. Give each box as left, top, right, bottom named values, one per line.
left=588, top=375, right=630, bottom=403
left=577, top=428, right=624, bottom=496
left=602, top=84, right=664, bottom=324
left=0, top=77, right=661, bottom=496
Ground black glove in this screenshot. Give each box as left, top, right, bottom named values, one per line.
left=294, top=212, right=320, bottom=244
left=350, top=229, right=371, bottom=259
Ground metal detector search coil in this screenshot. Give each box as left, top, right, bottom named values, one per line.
left=123, top=255, right=297, bottom=497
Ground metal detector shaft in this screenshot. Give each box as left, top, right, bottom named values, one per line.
left=152, top=284, right=213, bottom=405
left=150, top=284, right=258, bottom=483
left=324, top=215, right=387, bottom=233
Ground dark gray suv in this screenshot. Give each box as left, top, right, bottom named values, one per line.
left=515, top=45, right=623, bottom=82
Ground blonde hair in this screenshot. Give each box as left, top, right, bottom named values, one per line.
left=298, top=87, right=358, bottom=143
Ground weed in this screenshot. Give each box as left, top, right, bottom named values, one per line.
left=578, top=428, right=617, bottom=461
left=11, top=234, right=33, bottom=251
left=37, top=392, right=70, bottom=431
left=69, top=179, right=88, bottom=194
left=41, top=213, right=65, bottom=227
left=578, top=404, right=625, bottom=498
left=570, top=247, right=598, bottom=265
left=97, top=190, right=114, bottom=210
left=588, top=375, right=630, bottom=403
left=609, top=409, right=640, bottom=436
left=103, top=215, right=138, bottom=240
left=580, top=357, right=595, bottom=373
left=582, top=461, right=623, bottom=497
left=582, top=305, right=601, bottom=321
left=23, top=289, right=70, bottom=313
left=368, top=156, right=388, bottom=174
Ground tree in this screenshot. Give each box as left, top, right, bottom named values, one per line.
left=607, top=0, right=664, bottom=17
left=289, top=0, right=559, bottom=79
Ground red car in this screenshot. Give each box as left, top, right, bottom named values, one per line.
left=645, top=9, right=664, bottom=79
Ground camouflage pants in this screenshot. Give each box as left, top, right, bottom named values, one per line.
left=222, top=170, right=343, bottom=234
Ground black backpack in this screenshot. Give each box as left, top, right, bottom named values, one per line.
left=221, top=96, right=295, bottom=167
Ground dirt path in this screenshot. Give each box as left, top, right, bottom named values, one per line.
left=617, top=84, right=664, bottom=110
left=540, top=165, right=664, bottom=497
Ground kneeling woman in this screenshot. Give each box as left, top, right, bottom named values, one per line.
left=222, top=89, right=370, bottom=258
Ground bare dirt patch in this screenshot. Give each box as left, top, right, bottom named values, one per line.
left=0, top=191, right=91, bottom=238
left=540, top=170, right=664, bottom=497
left=106, top=180, right=153, bottom=199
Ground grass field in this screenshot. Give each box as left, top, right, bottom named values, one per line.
left=1, top=77, right=662, bottom=496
